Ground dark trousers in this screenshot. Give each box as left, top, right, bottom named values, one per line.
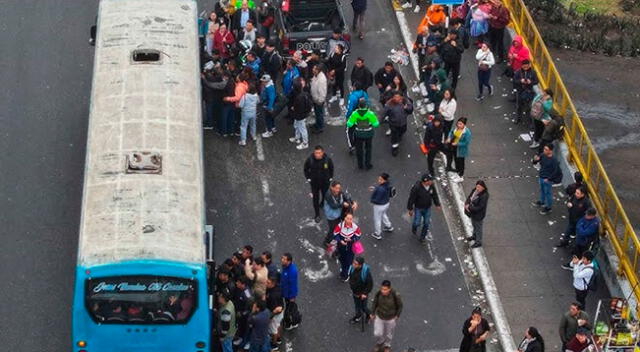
left=326, top=218, right=341, bottom=244
left=427, top=147, right=440, bottom=174
left=264, top=109, right=275, bottom=131
left=390, top=125, right=407, bottom=147
left=338, top=246, right=354, bottom=279
left=314, top=103, right=325, bottom=130
left=443, top=120, right=453, bottom=138
left=533, top=119, right=545, bottom=142
left=310, top=182, right=329, bottom=217
left=488, top=27, right=506, bottom=61
left=447, top=146, right=465, bottom=176
left=575, top=288, right=588, bottom=309
left=516, top=93, right=533, bottom=124
left=332, top=71, right=345, bottom=98
left=444, top=61, right=461, bottom=90
left=477, top=68, right=492, bottom=96
left=221, top=104, right=237, bottom=135
left=353, top=295, right=370, bottom=317
left=355, top=137, right=373, bottom=169
left=347, top=126, right=356, bottom=149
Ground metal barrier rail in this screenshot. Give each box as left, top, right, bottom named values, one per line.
left=502, top=0, right=640, bottom=307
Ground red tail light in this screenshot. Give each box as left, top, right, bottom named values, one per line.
left=281, top=0, right=290, bottom=12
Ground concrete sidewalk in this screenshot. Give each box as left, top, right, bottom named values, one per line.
left=395, top=7, right=610, bottom=351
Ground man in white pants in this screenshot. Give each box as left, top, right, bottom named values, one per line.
left=370, top=280, right=403, bottom=351
left=369, top=173, right=394, bottom=240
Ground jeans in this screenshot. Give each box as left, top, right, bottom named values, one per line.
left=352, top=10, right=366, bottom=35
left=249, top=336, right=271, bottom=352
left=412, top=207, right=432, bottom=240
left=313, top=103, right=325, bottom=130
left=355, top=137, right=373, bottom=168
left=477, top=68, right=492, bottom=96
left=539, top=177, right=553, bottom=209
left=264, top=109, right=275, bottom=132
left=471, top=218, right=484, bottom=243
left=221, top=104, right=237, bottom=135
left=373, top=317, right=397, bottom=347
left=293, top=119, right=308, bottom=144
left=373, top=203, right=392, bottom=235
left=444, top=60, right=461, bottom=89
left=310, top=181, right=329, bottom=217
left=240, top=114, right=257, bottom=142
left=221, top=336, right=233, bottom=352
left=353, top=295, right=370, bottom=318
left=204, top=101, right=217, bottom=128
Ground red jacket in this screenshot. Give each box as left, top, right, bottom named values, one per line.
left=489, top=4, right=510, bottom=29
left=213, top=29, right=235, bottom=58
left=508, top=35, right=530, bottom=71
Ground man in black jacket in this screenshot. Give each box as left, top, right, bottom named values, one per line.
left=557, top=185, right=592, bottom=247
left=374, top=62, right=397, bottom=94
left=262, top=41, right=283, bottom=84
left=440, top=30, right=464, bottom=89
left=464, top=180, right=489, bottom=248
left=423, top=117, right=444, bottom=175
left=407, top=174, right=441, bottom=243
left=231, top=0, right=258, bottom=36
left=303, top=146, right=335, bottom=223
left=201, top=65, right=228, bottom=131
left=513, top=60, right=539, bottom=123
left=348, top=257, right=373, bottom=324
left=383, top=92, right=414, bottom=156
left=351, top=57, right=374, bottom=92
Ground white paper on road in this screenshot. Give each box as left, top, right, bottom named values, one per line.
left=519, top=133, right=532, bottom=142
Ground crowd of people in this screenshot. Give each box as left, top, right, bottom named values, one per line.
left=201, top=0, right=604, bottom=350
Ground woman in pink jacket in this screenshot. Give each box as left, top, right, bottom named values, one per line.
left=507, top=35, right=530, bottom=72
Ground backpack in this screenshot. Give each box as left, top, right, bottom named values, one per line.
left=583, top=261, right=600, bottom=292
left=348, top=264, right=370, bottom=283
left=530, top=97, right=544, bottom=120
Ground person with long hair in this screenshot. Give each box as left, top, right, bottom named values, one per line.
left=475, top=42, right=495, bottom=101
left=438, top=89, right=457, bottom=136
left=464, top=180, right=489, bottom=248
left=460, top=307, right=490, bottom=352
left=517, top=327, right=545, bottom=352
left=380, top=74, right=407, bottom=105
left=445, top=117, right=472, bottom=183
left=331, top=213, right=362, bottom=282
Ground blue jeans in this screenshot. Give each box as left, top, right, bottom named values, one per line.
left=314, top=103, right=325, bottom=130
left=240, top=114, right=256, bottom=142
left=221, top=336, right=233, bottom=352
left=264, top=109, right=275, bottom=131
left=338, top=245, right=354, bottom=279
left=539, top=178, right=553, bottom=208
left=249, top=336, right=271, bottom=352
left=293, top=119, right=308, bottom=144
left=221, top=105, right=237, bottom=135
left=412, top=207, right=432, bottom=240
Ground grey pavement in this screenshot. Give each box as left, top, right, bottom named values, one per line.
left=399, top=7, right=610, bottom=352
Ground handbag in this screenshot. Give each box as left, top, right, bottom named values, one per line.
left=352, top=241, right=364, bottom=255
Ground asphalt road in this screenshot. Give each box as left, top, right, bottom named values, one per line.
left=0, top=0, right=474, bottom=351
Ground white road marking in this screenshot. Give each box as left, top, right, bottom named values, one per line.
left=261, top=177, right=274, bottom=207
left=255, top=135, right=265, bottom=161
left=299, top=238, right=333, bottom=282
left=296, top=217, right=322, bottom=231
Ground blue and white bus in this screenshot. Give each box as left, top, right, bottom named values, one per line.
left=72, top=0, right=210, bottom=351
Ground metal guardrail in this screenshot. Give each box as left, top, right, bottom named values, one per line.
left=502, top=0, right=640, bottom=307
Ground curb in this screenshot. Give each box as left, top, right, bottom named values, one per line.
left=393, top=8, right=517, bottom=352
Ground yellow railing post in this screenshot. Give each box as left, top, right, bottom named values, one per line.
left=503, top=0, right=640, bottom=311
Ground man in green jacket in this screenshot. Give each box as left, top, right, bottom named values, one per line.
left=370, top=280, right=403, bottom=351
left=347, top=98, right=379, bottom=170
left=559, top=302, right=590, bottom=351
left=217, top=293, right=237, bottom=352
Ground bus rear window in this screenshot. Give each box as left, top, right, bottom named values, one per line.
left=85, top=275, right=196, bottom=324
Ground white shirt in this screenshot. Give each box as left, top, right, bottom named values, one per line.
left=475, top=49, right=496, bottom=68
left=571, top=262, right=594, bottom=291
left=439, top=98, right=457, bottom=122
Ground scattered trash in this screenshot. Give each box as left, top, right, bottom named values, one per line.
left=492, top=105, right=502, bottom=109
left=389, top=46, right=409, bottom=66
left=547, top=220, right=556, bottom=226
left=519, top=133, right=532, bottom=142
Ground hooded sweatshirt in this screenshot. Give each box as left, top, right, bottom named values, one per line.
left=260, top=79, right=276, bottom=111
left=508, top=35, right=531, bottom=71
left=238, top=92, right=259, bottom=119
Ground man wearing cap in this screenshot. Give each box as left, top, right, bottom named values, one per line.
left=570, top=251, right=596, bottom=309
left=259, top=74, right=277, bottom=137
left=407, top=174, right=441, bottom=243
left=347, top=98, right=379, bottom=170
left=440, top=30, right=464, bottom=90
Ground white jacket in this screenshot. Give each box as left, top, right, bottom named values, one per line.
left=439, top=98, right=457, bottom=122
left=310, top=72, right=328, bottom=104
left=475, top=49, right=496, bottom=69
left=571, top=262, right=594, bottom=291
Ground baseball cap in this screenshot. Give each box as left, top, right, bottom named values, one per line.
left=421, top=173, right=433, bottom=182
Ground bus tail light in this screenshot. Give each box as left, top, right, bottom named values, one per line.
left=196, top=341, right=206, bottom=348
left=77, top=341, right=87, bottom=348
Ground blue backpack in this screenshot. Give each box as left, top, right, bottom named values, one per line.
left=348, top=264, right=369, bottom=282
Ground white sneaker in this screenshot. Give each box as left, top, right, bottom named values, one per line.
left=339, top=98, right=345, bottom=106
left=238, top=140, right=247, bottom=146
left=402, top=2, right=412, bottom=8
left=329, top=96, right=338, bottom=103
left=413, top=5, right=420, bottom=12
left=385, top=129, right=391, bottom=136
left=296, top=142, right=309, bottom=150
left=371, top=233, right=383, bottom=240
left=289, top=137, right=300, bottom=144
left=529, top=142, right=540, bottom=149
left=261, top=131, right=273, bottom=138
left=453, top=175, right=464, bottom=183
